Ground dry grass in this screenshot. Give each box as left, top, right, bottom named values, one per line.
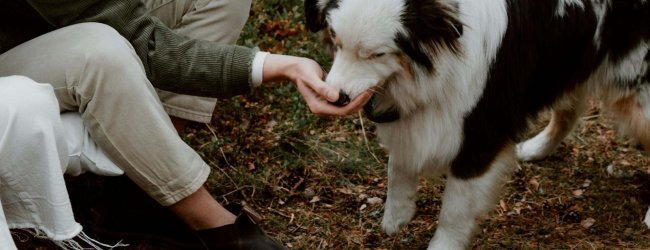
left=199, top=99, right=650, bottom=250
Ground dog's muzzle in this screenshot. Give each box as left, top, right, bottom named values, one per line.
left=329, top=90, right=351, bottom=107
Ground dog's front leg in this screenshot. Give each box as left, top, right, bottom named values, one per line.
left=381, top=156, right=419, bottom=235
left=429, top=146, right=516, bottom=250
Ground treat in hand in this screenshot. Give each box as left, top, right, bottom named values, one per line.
left=329, top=90, right=350, bottom=107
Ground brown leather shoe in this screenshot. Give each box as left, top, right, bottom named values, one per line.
left=196, top=204, right=287, bottom=250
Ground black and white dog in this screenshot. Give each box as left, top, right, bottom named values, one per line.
left=305, top=0, right=649, bottom=249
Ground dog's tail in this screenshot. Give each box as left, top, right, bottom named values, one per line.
left=601, top=49, right=650, bottom=150
left=605, top=88, right=649, bottom=150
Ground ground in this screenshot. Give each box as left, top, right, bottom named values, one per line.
left=17, top=1, right=650, bottom=249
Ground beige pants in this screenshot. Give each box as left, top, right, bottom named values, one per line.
left=146, top=0, right=252, bottom=123
left=0, top=23, right=209, bottom=206
left=0, top=0, right=250, bottom=206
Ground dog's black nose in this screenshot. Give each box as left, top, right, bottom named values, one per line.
left=329, top=90, right=350, bottom=107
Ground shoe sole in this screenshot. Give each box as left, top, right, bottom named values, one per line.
left=92, top=225, right=205, bottom=250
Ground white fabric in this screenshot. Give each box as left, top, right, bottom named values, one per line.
left=61, top=113, right=123, bottom=176
left=0, top=76, right=122, bottom=248
left=0, top=76, right=81, bottom=246
left=252, top=51, right=270, bottom=87
left=0, top=204, right=16, bottom=250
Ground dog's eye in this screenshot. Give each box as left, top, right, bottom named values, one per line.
left=370, top=53, right=386, bottom=59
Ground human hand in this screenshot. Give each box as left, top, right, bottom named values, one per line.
left=262, top=54, right=372, bottom=116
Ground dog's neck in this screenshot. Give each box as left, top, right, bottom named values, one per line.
left=363, top=94, right=401, bottom=123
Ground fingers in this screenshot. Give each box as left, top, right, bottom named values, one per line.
left=273, top=54, right=369, bottom=116
left=302, top=68, right=339, bottom=102
left=314, top=83, right=339, bottom=102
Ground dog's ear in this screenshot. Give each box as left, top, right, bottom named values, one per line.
left=305, top=0, right=327, bottom=32
left=401, top=0, right=463, bottom=49
left=397, top=0, right=464, bottom=69
left=304, top=0, right=340, bottom=32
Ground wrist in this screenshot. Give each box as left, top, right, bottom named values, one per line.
left=262, top=54, right=300, bottom=83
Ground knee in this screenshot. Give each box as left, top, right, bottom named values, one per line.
left=64, top=23, right=143, bottom=71
left=0, top=76, right=58, bottom=110
left=0, top=76, right=60, bottom=127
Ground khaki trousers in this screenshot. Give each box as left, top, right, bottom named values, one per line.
left=146, top=0, right=252, bottom=123
left=0, top=23, right=209, bottom=206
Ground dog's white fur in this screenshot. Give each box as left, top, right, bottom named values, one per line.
left=308, top=0, right=650, bottom=249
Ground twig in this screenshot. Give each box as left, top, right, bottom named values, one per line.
left=205, top=123, right=235, bottom=170
left=220, top=185, right=254, bottom=198
left=359, top=111, right=382, bottom=164
left=581, top=114, right=601, bottom=120
left=207, top=158, right=239, bottom=190
left=290, top=177, right=305, bottom=193
left=290, top=221, right=311, bottom=233
left=267, top=207, right=292, bottom=218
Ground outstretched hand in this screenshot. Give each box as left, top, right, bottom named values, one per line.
left=262, top=54, right=372, bottom=116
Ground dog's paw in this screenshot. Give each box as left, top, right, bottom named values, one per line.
left=381, top=215, right=406, bottom=235
left=381, top=204, right=416, bottom=235
left=516, top=137, right=552, bottom=161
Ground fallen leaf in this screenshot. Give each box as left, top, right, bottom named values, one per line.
left=309, top=196, right=321, bottom=203
left=499, top=199, right=508, bottom=213
left=367, top=197, right=384, bottom=205
left=581, top=218, right=596, bottom=229
left=337, top=187, right=353, bottom=195
left=529, top=176, right=540, bottom=190
left=561, top=168, right=571, bottom=175
left=573, top=189, right=584, bottom=197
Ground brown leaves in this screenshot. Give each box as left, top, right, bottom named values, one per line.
left=529, top=176, right=541, bottom=191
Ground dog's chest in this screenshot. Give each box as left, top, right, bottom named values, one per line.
left=375, top=108, right=464, bottom=173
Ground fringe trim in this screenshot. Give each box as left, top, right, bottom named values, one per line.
left=14, top=229, right=129, bottom=250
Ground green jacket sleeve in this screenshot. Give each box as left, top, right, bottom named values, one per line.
left=26, top=0, right=256, bottom=98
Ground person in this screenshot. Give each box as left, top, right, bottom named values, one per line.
left=0, top=0, right=372, bottom=249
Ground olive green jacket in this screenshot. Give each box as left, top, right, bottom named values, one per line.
left=0, top=0, right=256, bottom=98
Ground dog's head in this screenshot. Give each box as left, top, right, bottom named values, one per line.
left=305, top=0, right=464, bottom=101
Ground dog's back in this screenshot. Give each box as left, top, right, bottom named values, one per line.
left=516, top=0, right=649, bottom=162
